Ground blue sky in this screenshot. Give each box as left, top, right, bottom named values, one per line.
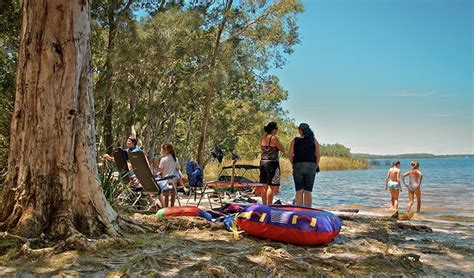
left=273, top=0, right=472, bottom=154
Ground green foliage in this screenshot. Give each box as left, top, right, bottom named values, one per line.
left=0, top=0, right=305, bottom=178
left=320, top=143, right=352, bottom=158
left=98, top=163, right=128, bottom=206
left=90, top=1, right=304, bottom=165
left=0, top=0, right=20, bottom=184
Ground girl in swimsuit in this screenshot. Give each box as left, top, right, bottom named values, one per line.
left=402, top=161, right=423, bottom=212
left=385, top=161, right=402, bottom=210
left=259, top=122, right=286, bottom=205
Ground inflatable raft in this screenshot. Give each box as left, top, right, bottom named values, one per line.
left=236, top=204, right=341, bottom=245
left=156, top=206, right=212, bottom=221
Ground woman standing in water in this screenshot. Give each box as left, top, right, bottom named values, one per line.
left=259, top=122, right=286, bottom=205
left=289, top=123, right=320, bottom=207
left=384, top=161, right=402, bottom=210
left=402, top=161, right=423, bottom=212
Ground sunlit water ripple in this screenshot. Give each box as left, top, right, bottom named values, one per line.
left=278, top=157, right=474, bottom=218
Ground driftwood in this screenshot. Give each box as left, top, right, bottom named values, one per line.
left=397, top=222, right=433, bottom=232
left=332, top=211, right=396, bottom=222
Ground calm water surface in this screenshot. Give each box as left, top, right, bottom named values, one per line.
left=278, top=157, right=474, bottom=218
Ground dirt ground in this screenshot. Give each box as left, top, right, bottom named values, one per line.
left=1, top=209, right=473, bottom=277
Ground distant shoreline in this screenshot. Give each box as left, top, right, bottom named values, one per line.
left=353, top=153, right=474, bottom=160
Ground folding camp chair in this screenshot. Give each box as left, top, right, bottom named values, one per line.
left=185, top=160, right=217, bottom=209
left=112, top=147, right=131, bottom=184
left=111, top=147, right=145, bottom=208
left=185, top=181, right=217, bottom=209
left=128, top=151, right=180, bottom=209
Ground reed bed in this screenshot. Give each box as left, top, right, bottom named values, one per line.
left=319, top=157, right=368, bottom=171
left=204, top=157, right=368, bottom=179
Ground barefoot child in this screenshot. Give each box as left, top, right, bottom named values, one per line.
left=385, top=161, right=402, bottom=210
left=402, top=161, right=423, bottom=213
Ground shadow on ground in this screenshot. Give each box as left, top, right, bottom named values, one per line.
left=1, top=214, right=473, bottom=277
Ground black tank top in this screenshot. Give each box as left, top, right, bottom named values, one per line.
left=293, top=137, right=316, bottom=163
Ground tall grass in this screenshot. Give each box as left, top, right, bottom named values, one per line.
left=97, top=162, right=128, bottom=206
left=319, top=157, right=368, bottom=171
left=204, top=156, right=368, bottom=179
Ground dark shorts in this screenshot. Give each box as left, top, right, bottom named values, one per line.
left=293, top=162, right=317, bottom=192
left=259, top=160, right=280, bottom=186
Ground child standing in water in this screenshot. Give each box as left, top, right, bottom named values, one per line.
left=402, top=161, right=423, bottom=213
left=385, top=161, right=402, bottom=210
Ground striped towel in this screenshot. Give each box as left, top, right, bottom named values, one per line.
left=270, top=211, right=292, bottom=224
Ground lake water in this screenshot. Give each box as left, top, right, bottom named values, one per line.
left=278, top=157, right=474, bottom=219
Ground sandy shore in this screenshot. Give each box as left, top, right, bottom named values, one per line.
left=1, top=200, right=473, bottom=277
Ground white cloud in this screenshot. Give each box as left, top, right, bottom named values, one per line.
left=429, top=113, right=456, bottom=117
left=393, top=92, right=434, bottom=97
left=392, top=92, right=451, bottom=98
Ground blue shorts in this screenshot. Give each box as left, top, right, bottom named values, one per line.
left=293, top=162, right=317, bottom=192
left=387, top=181, right=400, bottom=190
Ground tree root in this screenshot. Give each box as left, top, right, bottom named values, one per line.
left=117, top=214, right=160, bottom=235
left=1, top=231, right=42, bottom=244
left=1, top=212, right=164, bottom=259
left=3, top=230, right=91, bottom=260
left=16, top=242, right=55, bottom=258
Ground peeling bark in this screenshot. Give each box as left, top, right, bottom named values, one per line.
left=0, top=0, right=119, bottom=240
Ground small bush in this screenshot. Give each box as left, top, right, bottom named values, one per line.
left=98, top=162, right=128, bottom=206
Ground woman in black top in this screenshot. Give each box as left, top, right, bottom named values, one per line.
left=289, top=123, right=321, bottom=207
left=259, top=122, right=286, bottom=205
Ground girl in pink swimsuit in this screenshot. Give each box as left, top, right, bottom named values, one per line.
left=402, top=161, right=424, bottom=213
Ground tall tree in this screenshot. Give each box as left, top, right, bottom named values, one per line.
left=196, top=0, right=233, bottom=166
left=195, top=0, right=303, bottom=166
left=92, top=0, right=135, bottom=154
left=0, top=0, right=119, bottom=240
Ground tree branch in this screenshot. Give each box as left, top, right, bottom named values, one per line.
left=229, top=10, right=272, bottom=40
left=117, top=0, right=134, bottom=18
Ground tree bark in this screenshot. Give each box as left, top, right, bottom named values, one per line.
left=0, top=0, right=119, bottom=240
left=196, top=0, right=233, bottom=166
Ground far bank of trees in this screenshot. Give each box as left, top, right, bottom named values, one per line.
left=320, top=143, right=352, bottom=158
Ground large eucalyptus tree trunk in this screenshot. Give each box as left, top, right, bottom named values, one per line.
left=0, top=0, right=119, bottom=240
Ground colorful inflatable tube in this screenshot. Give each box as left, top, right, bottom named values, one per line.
left=236, top=204, right=341, bottom=245
left=156, top=206, right=212, bottom=221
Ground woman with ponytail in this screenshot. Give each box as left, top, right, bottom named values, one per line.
left=289, top=123, right=321, bottom=207
left=158, top=143, right=181, bottom=207
left=259, top=122, right=286, bottom=205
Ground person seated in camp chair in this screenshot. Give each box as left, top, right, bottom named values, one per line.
left=155, top=143, right=181, bottom=207
left=127, top=150, right=177, bottom=211
left=153, top=160, right=186, bottom=193
left=102, top=137, right=142, bottom=164
left=102, top=137, right=144, bottom=189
